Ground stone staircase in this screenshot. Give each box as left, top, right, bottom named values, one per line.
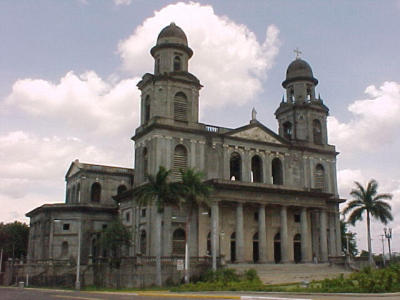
left=226, top=263, right=351, bottom=284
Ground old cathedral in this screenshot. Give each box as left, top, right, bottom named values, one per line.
left=26, top=23, right=343, bottom=272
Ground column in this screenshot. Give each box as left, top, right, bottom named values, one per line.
left=211, top=201, right=219, bottom=271
left=300, top=207, right=310, bottom=262
left=258, top=204, right=267, bottom=263
left=335, top=211, right=342, bottom=256
left=311, top=211, right=319, bottom=261
left=319, top=209, right=328, bottom=262
left=329, top=213, right=336, bottom=256
left=236, top=202, right=245, bottom=262
left=280, top=205, right=289, bottom=263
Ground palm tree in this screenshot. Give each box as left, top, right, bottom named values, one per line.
left=343, top=179, right=393, bottom=266
left=178, top=168, right=212, bottom=283
left=132, top=166, right=180, bottom=286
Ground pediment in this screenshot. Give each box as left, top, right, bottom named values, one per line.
left=228, top=125, right=283, bottom=144
left=65, top=161, right=81, bottom=178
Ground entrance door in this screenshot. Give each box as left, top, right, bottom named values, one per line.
left=274, top=233, right=281, bottom=263
left=230, top=232, right=236, bottom=262
left=294, top=234, right=302, bottom=263
left=253, top=232, right=259, bottom=263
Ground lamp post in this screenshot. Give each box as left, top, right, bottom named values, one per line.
left=384, top=227, right=392, bottom=262
left=380, top=234, right=386, bottom=267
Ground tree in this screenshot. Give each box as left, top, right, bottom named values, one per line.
left=0, top=221, right=29, bottom=264
left=178, top=168, right=212, bottom=283
left=343, top=179, right=393, bottom=266
left=132, top=166, right=180, bottom=286
left=340, top=220, right=358, bottom=256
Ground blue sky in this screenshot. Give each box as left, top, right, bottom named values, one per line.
left=1, top=0, right=399, bottom=254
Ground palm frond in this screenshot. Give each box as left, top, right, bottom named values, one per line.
left=347, top=207, right=364, bottom=225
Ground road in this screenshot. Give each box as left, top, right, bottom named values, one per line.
left=1, top=287, right=400, bottom=300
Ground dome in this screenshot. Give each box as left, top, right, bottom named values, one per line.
left=157, top=22, right=188, bottom=46
left=282, top=58, right=318, bottom=87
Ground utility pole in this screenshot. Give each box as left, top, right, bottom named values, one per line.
left=384, top=227, right=392, bottom=262
left=380, top=234, right=385, bottom=267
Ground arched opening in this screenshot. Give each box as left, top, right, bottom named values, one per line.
left=290, top=89, right=294, bottom=102
left=314, top=164, right=325, bottom=191
left=173, top=56, right=181, bottom=71
left=306, top=87, right=311, bottom=101
left=117, top=185, right=127, bottom=195
left=174, top=92, right=188, bottom=122
left=143, top=147, right=148, bottom=180
left=76, top=183, right=80, bottom=203
left=253, top=232, right=259, bottom=263
left=230, top=232, right=236, bottom=262
left=140, top=230, right=146, bottom=255
left=144, top=95, right=150, bottom=123
left=293, top=234, right=302, bottom=263
left=283, top=121, right=293, bottom=140
left=172, top=145, right=188, bottom=180
left=274, top=233, right=281, bottom=263
left=207, top=232, right=211, bottom=255
left=251, top=155, right=262, bottom=183
left=230, top=152, right=241, bottom=181
left=91, top=182, right=101, bottom=202
left=313, top=119, right=322, bottom=144
left=272, top=158, right=283, bottom=185
left=172, top=228, right=186, bottom=256
left=61, top=241, right=69, bottom=258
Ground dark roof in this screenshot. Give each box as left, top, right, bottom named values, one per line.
left=157, top=22, right=188, bottom=45
left=282, top=58, right=318, bottom=87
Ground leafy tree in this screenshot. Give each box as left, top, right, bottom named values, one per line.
left=340, top=220, right=358, bottom=256
left=178, top=168, right=212, bottom=283
left=343, top=179, right=393, bottom=266
left=132, top=166, right=180, bottom=286
left=0, top=221, right=29, bottom=263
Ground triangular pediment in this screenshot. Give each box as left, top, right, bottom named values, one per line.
left=227, top=122, right=284, bottom=144
left=65, top=160, right=81, bottom=179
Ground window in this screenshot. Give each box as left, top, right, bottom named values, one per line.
left=314, top=164, right=326, bottom=191
left=117, top=185, right=127, bottom=195
left=141, top=208, right=146, bottom=218
left=172, top=228, right=185, bottom=256
left=271, top=158, right=283, bottom=185
left=283, top=121, right=292, bottom=140
left=173, top=92, right=188, bottom=122
left=172, top=145, right=188, bottom=180
left=91, top=182, right=101, bottom=202
left=125, top=211, right=131, bottom=222
left=61, top=241, right=69, bottom=257
left=140, top=230, right=146, bottom=254
left=251, top=155, right=262, bottom=183
left=206, top=232, right=211, bottom=255
left=143, top=147, right=148, bottom=180
left=313, top=119, right=322, bottom=144
left=144, top=96, right=150, bottom=123
left=230, top=152, right=241, bottom=181
left=63, top=223, right=70, bottom=231
left=254, top=212, right=259, bottom=222
left=306, top=87, right=311, bottom=101
left=173, top=56, right=181, bottom=71
left=290, top=89, right=294, bottom=101
left=71, top=185, right=76, bottom=203
left=294, top=214, right=301, bottom=223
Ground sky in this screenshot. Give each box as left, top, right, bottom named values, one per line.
left=1, top=0, right=400, bottom=255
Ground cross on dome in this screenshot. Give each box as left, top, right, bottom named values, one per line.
left=294, top=47, right=302, bottom=59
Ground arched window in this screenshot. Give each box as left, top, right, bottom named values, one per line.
left=117, top=185, right=127, bottom=195
left=306, top=87, right=311, bottom=101
left=144, top=95, right=150, bottom=123
left=173, top=56, right=181, bottom=71
left=272, top=158, right=283, bottom=185
left=143, top=147, right=148, bottom=180
left=251, top=155, right=262, bottom=183
left=174, top=92, right=188, bottom=122
left=172, top=228, right=185, bottom=256
left=290, top=89, right=294, bottom=102
left=230, top=152, right=241, bottom=181
left=172, top=145, right=187, bottom=180
left=314, top=164, right=326, bottom=191
left=91, top=182, right=101, bottom=202
left=207, top=232, right=211, bottom=255
left=61, top=241, right=69, bottom=257
left=313, top=119, right=322, bottom=144
left=140, top=230, right=146, bottom=255
left=76, top=183, right=80, bottom=203
left=283, top=121, right=292, bottom=140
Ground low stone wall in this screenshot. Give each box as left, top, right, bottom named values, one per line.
left=3, top=256, right=213, bottom=288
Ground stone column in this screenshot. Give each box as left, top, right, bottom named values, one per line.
left=236, top=202, right=245, bottom=262
left=300, top=207, right=310, bottom=262
left=319, top=209, right=328, bottom=262
left=335, top=211, right=342, bottom=256
left=329, top=213, right=336, bottom=256
left=280, top=205, right=289, bottom=263
left=211, top=201, right=219, bottom=270
left=311, top=211, right=319, bottom=261
left=258, top=204, right=267, bottom=263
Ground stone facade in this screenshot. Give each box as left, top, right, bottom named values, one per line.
left=25, top=23, right=344, bottom=287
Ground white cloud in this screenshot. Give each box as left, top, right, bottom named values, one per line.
left=118, top=1, right=280, bottom=108
left=114, top=0, right=132, bottom=5
left=328, top=81, right=400, bottom=152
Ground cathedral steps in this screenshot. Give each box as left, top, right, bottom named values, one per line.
left=226, top=263, right=351, bottom=284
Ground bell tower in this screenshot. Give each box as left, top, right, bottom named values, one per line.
left=137, top=23, right=202, bottom=127
left=275, top=54, right=329, bottom=145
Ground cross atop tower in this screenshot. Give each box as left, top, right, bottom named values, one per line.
left=294, top=47, right=302, bottom=59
